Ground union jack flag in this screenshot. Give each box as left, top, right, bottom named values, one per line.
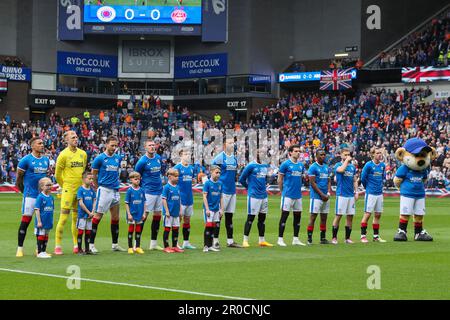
left=320, top=68, right=353, bottom=91
left=402, top=66, right=450, bottom=83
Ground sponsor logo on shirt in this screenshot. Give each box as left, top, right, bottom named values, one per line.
left=71, top=161, right=84, bottom=168
left=373, top=172, right=383, bottom=177
left=409, top=176, right=423, bottom=183
left=33, top=167, right=48, bottom=174
left=344, top=171, right=354, bottom=177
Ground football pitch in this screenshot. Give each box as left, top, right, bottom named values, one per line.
left=85, top=0, right=202, bottom=7
left=0, top=193, right=449, bottom=300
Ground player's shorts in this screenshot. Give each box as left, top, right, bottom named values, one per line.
left=335, top=196, right=356, bottom=216
left=222, top=194, right=237, bottom=213
left=95, top=186, right=120, bottom=214
left=204, top=210, right=221, bottom=223
left=247, top=197, right=268, bottom=215
left=400, top=196, right=425, bottom=216
left=309, top=198, right=330, bottom=214
left=61, top=186, right=78, bottom=210
left=21, top=197, right=36, bottom=217
left=181, top=205, right=194, bottom=217
left=76, top=218, right=93, bottom=230
left=281, top=196, right=302, bottom=212
left=145, top=194, right=162, bottom=213
left=364, top=194, right=383, bottom=213
left=164, top=216, right=180, bottom=228
left=34, top=228, right=51, bottom=236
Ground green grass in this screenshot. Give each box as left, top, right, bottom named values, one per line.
left=86, top=0, right=202, bottom=7
left=0, top=193, right=449, bottom=300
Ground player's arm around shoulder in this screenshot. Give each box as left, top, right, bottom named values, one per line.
left=278, top=161, right=286, bottom=192
left=82, top=149, right=88, bottom=170
left=202, top=183, right=210, bottom=216
left=354, top=174, right=359, bottom=201
left=393, top=165, right=406, bottom=189
left=219, top=191, right=224, bottom=218
left=15, top=168, right=25, bottom=193
left=34, top=196, right=42, bottom=228
left=55, top=151, right=66, bottom=187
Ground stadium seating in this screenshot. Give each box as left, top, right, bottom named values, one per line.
left=1, top=88, right=449, bottom=190
left=371, top=10, right=449, bottom=69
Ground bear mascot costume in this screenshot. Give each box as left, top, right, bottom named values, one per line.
left=393, top=138, right=437, bottom=241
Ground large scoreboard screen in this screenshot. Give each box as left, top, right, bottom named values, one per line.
left=84, top=0, right=202, bottom=24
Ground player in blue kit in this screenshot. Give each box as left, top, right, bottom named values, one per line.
left=393, top=138, right=434, bottom=242
left=76, top=172, right=96, bottom=255
left=202, top=166, right=223, bottom=252
left=360, top=147, right=387, bottom=243
left=239, top=155, right=273, bottom=248
left=307, top=149, right=332, bottom=245
left=34, top=177, right=54, bottom=259
left=277, top=144, right=306, bottom=247
left=135, top=140, right=164, bottom=251
left=125, top=172, right=147, bottom=254
left=212, top=138, right=242, bottom=248
left=162, top=169, right=184, bottom=253
left=174, top=149, right=197, bottom=249
left=331, top=148, right=359, bottom=244
left=15, top=137, right=50, bottom=257
left=90, top=136, right=126, bottom=253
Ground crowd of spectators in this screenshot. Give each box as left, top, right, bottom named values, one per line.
left=1, top=87, right=449, bottom=191
left=375, top=12, right=450, bottom=69
left=244, top=87, right=449, bottom=189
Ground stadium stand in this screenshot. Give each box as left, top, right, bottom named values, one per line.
left=1, top=88, right=449, bottom=190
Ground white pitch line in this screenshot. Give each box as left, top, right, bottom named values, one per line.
left=0, top=268, right=254, bottom=300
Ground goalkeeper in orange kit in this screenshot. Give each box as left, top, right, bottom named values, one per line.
left=54, top=131, right=88, bottom=255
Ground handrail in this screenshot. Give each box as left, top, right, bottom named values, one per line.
left=364, top=3, right=450, bottom=68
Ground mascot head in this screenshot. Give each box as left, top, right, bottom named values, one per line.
left=395, top=138, right=437, bottom=171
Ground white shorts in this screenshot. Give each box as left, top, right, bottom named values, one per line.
left=335, top=196, right=356, bottom=216
left=95, top=186, right=120, bottom=214
left=204, top=210, right=221, bottom=223
left=400, top=196, right=426, bottom=216
left=34, top=228, right=51, bottom=236
left=310, top=198, right=330, bottom=214
left=145, top=194, right=162, bottom=212
left=76, top=218, right=93, bottom=230
left=281, top=196, right=302, bottom=212
left=247, top=197, right=268, bottom=215
left=222, top=194, right=236, bottom=213
left=164, top=216, right=180, bottom=228
left=181, top=205, right=194, bottom=217
left=22, top=197, right=36, bottom=217
left=364, top=194, right=383, bottom=213
left=126, top=218, right=144, bottom=225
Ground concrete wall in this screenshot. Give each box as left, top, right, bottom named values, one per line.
left=0, top=82, right=30, bottom=121
left=293, top=0, right=362, bottom=61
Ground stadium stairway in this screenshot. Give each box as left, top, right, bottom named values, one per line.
left=364, top=3, right=450, bottom=68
